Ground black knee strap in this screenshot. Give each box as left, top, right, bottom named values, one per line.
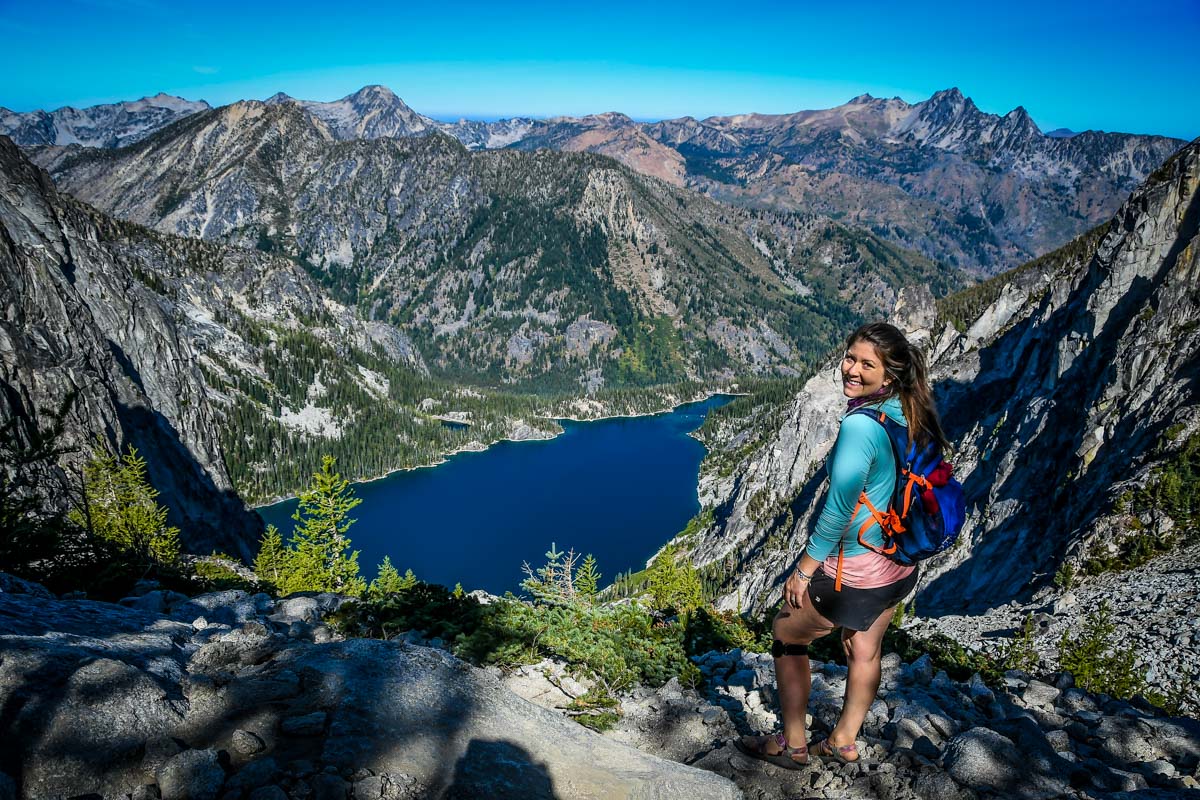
left=772, top=639, right=809, bottom=658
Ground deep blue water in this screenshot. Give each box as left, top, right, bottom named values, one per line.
left=257, top=395, right=733, bottom=595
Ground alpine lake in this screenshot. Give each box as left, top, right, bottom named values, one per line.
left=257, top=395, right=734, bottom=595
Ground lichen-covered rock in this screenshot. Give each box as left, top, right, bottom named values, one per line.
left=157, top=749, right=225, bottom=800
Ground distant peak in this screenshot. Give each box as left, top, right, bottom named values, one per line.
left=265, top=92, right=294, bottom=104
left=582, top=111, right=634, bottom=125
left=848, top=93, right=877, bottom=104
left=1045, top=127, right=1079, bottom=139
left=350, top=85, right=399, bottom=100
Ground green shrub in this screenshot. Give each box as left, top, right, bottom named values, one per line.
left=566, top=689, right=621, bottom=732
left=1053, top=562, right=1076, bottom=590
left=368, top=557, right=417, bottom=599
left=1000, top=613, right=1041, bottom=674
left=647, top=544, right=704, bottom=614
left=1058, top=601, right=1150, bottom=699
left=69, top=439, right=181, bottom=568
left=193, top=560, right=257, bottom=592
left=684, top=605, right=771, bottom=656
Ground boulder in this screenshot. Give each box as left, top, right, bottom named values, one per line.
left=943, top=727, right=1070, bottom=799
left=0, top=573, right=53, bottom=598
left=277, top=640, right=740, bottom=798
left=156, top=749, right=225, bottom=800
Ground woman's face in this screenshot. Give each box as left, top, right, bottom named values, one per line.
left=841, top=339, right=891, bottom=399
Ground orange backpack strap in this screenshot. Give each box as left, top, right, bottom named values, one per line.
left=834, top=543, right=843, bottom=592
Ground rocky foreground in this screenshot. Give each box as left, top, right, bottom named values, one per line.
left=1, top=576, right=1198, bottom=800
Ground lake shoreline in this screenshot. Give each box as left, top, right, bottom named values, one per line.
left=252, top=390, right=740, bottom=510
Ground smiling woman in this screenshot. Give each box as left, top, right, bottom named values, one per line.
left=738, top=321, right=949, bottom=769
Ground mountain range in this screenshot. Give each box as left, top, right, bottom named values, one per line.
left=24, top=100, right=956, bottom=391
left=5, top=85, right=1186, bottom=273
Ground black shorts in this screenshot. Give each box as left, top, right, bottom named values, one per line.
left=806, top=565, right=919, bottom=632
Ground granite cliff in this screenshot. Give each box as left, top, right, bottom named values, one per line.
left=0, top=136, right=425, bottom=552
left=684, top=139, right=1200, bottom=699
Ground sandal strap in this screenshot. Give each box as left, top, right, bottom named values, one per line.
left=773, top=732, right=808, bottom=756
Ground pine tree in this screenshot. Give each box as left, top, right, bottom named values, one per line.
left=70, top=439, right=181, bottom=567
left=368, top=556, right=408, bottom=599
left=253, top=524, right=291, bottom=592
left=575, top=554, right=601, bottom=602
left=283, top=455, right=366, bottom=596
left=647, top=544, right=703, bottom=614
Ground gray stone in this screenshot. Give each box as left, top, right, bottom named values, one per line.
left=912, top=736, right=941, bottom=760
left=1021, top=679, right=1060, bottom=708
left=272, top=596, right=324, bottom=623
left=943, top=727, right=1069, bottom=799
left=909, top=654, right=934, bottom=684
left=1045, top=729, right=1071, bottom=752
left=143, top=736, right=185, bottom=775
left=1141, top=759, right=1176, bottom=780
left=157, top=749, right=225, bottom=800
left=726, top=669, right=756, bottom=689
left=226, top=757, right=280, bottom=793
left=911, top=771, right=972, bottom=800
left=131, top=784, right=161, bottom=800
left=174, top=590, right=263, bottom=626
left=233, top=728, right=267, bottom=755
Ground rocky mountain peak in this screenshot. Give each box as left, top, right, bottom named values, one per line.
left=349, top=84, right=400, bottom=102
left=264, top=91, right=295, bottom=104
left=294, top=84, right=435, bottom=140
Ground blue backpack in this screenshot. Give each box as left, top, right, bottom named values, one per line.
left=833, top=408, right=967, bottom=590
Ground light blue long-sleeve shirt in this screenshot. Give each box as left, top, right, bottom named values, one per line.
left=804, top=396, right=905, bottom=562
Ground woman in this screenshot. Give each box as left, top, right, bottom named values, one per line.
left=737, top=321, right=948, bottom=768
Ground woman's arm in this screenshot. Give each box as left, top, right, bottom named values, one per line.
left=802, top=413, right=882, bottom=563
left=783, top=414, right=881, bottom=607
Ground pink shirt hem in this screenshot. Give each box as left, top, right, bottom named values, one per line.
left=821, top=550, right=914, bottom=589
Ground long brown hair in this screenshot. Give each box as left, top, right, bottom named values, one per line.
left=845, top=322, right=949, bottom=453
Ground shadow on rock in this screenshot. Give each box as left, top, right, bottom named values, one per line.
left=443, top=738, right=557, bottom=800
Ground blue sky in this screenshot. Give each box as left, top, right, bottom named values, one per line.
left=2, top=0, right=1197, bottom=139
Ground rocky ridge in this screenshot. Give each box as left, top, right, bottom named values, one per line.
left=8, top=87, right=1183, bottom=273
left=4, top=574, right=1199, bottom=800
left=527, top=88, right=1188, bottom=272
left=0, top=93, right=211, bottom=148
left=677, top=139, right=1200, bottom=701
left=28, top=102, right=956, bottom=387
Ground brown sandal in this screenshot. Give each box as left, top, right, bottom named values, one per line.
left=811, top=737, right=859, bottom=763
left=735, top=732, right=809, bottom=769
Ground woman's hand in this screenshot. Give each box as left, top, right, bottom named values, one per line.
left=783, top=571, right=810, bottom=609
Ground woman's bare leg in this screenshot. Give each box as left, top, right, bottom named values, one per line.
left=828, top=604, right=895, bottom=751
left=770, top=600, right=835, bottom=750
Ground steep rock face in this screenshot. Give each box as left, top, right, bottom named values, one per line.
left=0, top=136, right=257, bottom=558
left=0, top=93, right=210, bottom=148
left=30, top=103, right=956, bottom=388
left=688, top=139, right=1200, bottom=619
left=0, top=136, right=427, bottom=550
